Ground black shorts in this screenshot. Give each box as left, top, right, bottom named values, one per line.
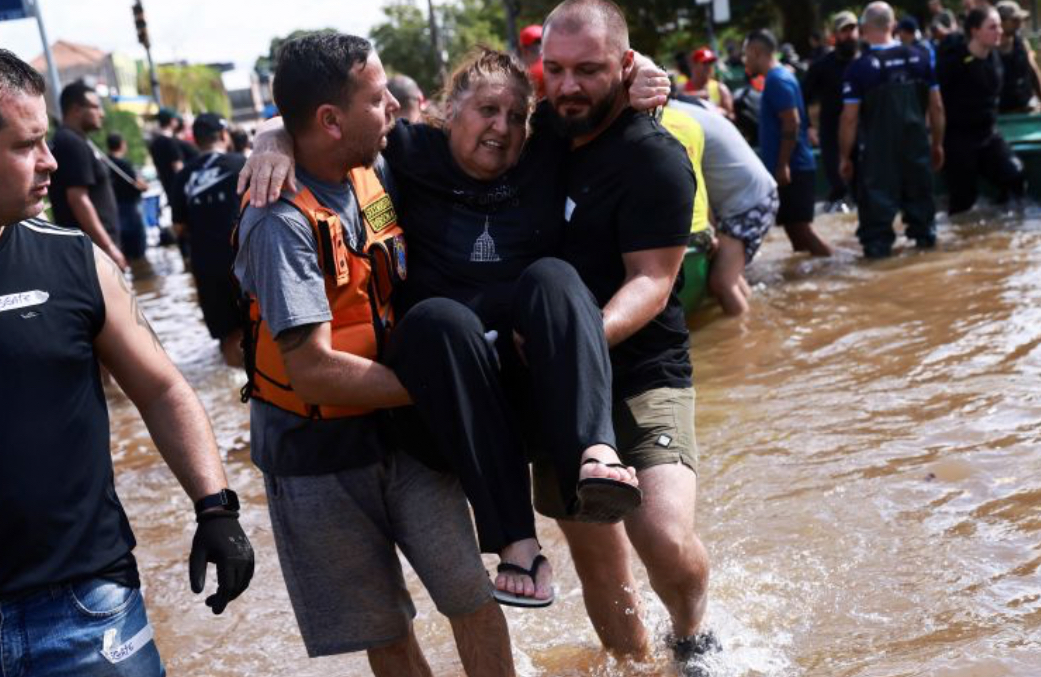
left=193, top=271, right=241, bottom=340
left=776, top=169, right=817, bottom=226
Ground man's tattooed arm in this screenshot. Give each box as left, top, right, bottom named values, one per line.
left=97, top=246, right=163, bottom=353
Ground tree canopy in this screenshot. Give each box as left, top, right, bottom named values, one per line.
left=370, top=0, right=507, bottom=95
left=256, top=0, right=947, bottom=97
left=516, top=0, right=937, bottom=57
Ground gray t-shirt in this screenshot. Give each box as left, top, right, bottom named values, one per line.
left=667, top=99, right=777, bottom=219
left=234, top=162, right=390, bottom=476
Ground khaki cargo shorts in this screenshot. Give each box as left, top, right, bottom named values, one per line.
left=533, top=386, right=698, bottom=519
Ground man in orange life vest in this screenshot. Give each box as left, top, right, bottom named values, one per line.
left=232, top=34, right=514, bottom=676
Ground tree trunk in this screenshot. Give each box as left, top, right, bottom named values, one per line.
left=773, top=0, right=819, bottom=55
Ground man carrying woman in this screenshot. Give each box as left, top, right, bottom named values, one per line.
left=235, top=27, right=669, bottom=675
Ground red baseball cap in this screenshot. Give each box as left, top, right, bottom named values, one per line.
left=519, top=25, right=542, bottom=47
left=691, top=47, right=718, bottom=64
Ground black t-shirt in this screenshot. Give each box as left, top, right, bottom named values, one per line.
left=804, top=49, right=856, bottom=131
left=938, top=42, right=1003, bottom=135
left=171, top=151, right=246, bottom=277
left=108, top=155, right=144, bottom=205
left=556, top=107, right=695, bottom=400
left=149, top=133, right=183, bottom=197
left=0, top=219, right=138, bottom=595
left=48, top=126, right=120, bottom=239
left=382, top=121, right=567, bottom=329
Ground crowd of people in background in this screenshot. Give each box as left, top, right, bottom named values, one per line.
left=34, top=0, right=1041, bottom=325
left=668, top=0, right=1038, bottom=281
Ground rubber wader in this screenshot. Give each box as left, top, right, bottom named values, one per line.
left=856, top=80, right=936, bottom=255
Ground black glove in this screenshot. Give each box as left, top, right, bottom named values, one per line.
left=189, top=511, right=255, bottom=614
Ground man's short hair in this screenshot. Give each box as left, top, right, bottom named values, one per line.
left=59, top=80, right=95, bottom=117
left=862, top=2, right=896, bottom=31
left=0, top=49, right=46, bottom=130
left=387, top=74, right=421, bottom=107
left=273, top=32, right=373, bottom=136
left=543, top=0, right=630, bottom=55
left=106, top=132, right=124, bottom=152
left=745, top=29, right=778, bottom=54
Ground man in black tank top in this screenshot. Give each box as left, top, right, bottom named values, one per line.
left=0, top=50, right=254, bottom=675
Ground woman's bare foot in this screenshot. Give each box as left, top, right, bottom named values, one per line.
left=580, top=444, right=639, bottom=487
left=495, top=538, right=553, bottom=601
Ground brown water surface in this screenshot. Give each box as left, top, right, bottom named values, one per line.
left=110, top=209, right=1041, bottom=676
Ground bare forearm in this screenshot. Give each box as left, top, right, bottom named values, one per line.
left=69, top=193, right=117, bottom=252
left=929, top=100, right=945, bottom=147
left=839, top=110, right=857, bottom=160
left=277, top=323, right=410, bottom=408
left=776, top=135, right=796, bottom=169
left=138, top=378, right=228, bottom=502
left=306, top=358, right=410, bottom=407
left=602, top=277, right=669, bottom=347
left=777, top=114, right=798, bottom=168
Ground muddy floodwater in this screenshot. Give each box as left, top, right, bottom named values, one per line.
left=108, top=209, right=1041, bottom=676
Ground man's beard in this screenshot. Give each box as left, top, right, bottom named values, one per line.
left=835, top=38, right=858, bottom=60
left=549, top=80, right=623, bottom=138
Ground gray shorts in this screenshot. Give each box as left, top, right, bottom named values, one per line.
left=264, top=450, right=492, bottom=657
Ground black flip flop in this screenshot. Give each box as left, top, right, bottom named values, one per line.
left=573, top=458, right=642, bottom=523
left=493, top=554, right=555, bottom=608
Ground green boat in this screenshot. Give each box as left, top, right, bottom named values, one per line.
left=679, top=231, right=712, bottom=314
left=812, top=112, right=1041, bottom=201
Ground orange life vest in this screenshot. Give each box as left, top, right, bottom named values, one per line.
left=239, top=166, right=406, bottom=419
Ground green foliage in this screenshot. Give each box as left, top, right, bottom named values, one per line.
left=155, top=65, right=231, bottom=118
left=254, top=28, right=338, bottom=76
left=89, top=105, right=148, bottom=167
left=516, top=0, right=938, bottom=59
left=370, top=0, right=506, bottom=95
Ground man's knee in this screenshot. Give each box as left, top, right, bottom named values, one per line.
left=630, top=519, right=707, bottom=588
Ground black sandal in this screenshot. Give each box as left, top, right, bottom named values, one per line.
left=493, top=554, right=555, bottom=608
left=573, top=457, right=642, bottom=523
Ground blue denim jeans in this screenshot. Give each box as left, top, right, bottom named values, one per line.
left=0, top=578, right=164, bottom=676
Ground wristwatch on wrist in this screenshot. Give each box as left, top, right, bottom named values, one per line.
left=194, top=488, right=240, bottom=515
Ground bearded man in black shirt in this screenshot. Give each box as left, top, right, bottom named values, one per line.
left=531, top=0, right=716, bottom=670
left=804, top=11, right=861, bottom=206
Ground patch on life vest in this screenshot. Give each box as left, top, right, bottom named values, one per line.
left=100, top=623, right=154, bottom=664
left=0, top=290, right=49, bottom=314
left=393, top=234, right=407, bottom=279
left=656, top=434, right=673, bottom=448
left=363, top=194, right=397, bottom=232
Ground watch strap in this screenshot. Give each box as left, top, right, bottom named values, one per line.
left=194, top=488, right=240, bottom=515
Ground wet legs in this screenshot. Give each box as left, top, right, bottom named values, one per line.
left=557, top=463, right=709, bottom=655
left=709, top=234, right=751, bottom=316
